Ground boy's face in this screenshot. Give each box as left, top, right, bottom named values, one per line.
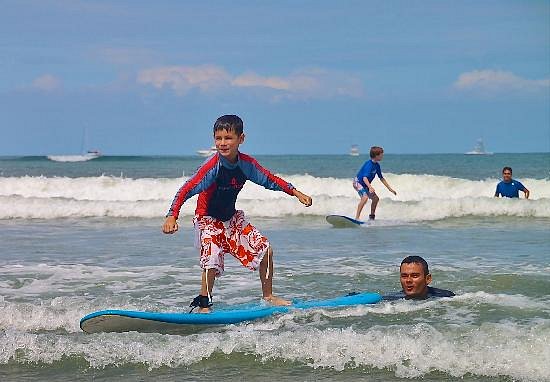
left=400, top=262, right=432, bottom=298
left=373, top=152, right=384, bottom=161
left=214, top=128, right=244, bottom=162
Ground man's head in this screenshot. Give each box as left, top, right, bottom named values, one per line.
left=370, top=146, right=384, bottom=161
left=502, top=167, right=513, bottom=182
left=213, top=115, right=245, bottom=162
left=400, top=256, right=432, bottom=299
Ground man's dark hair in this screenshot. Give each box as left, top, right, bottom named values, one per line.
left=213, top=115, right=243, bottom=136
left=502, top=166, right=512, bottom=174
left=401, top=256, right=429, bottom=276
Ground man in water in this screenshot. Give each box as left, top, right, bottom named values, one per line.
left=384, top=256, right=455, bottom=300
left=494, top=167, right=530, bottom=199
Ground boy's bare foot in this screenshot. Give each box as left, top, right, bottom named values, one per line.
left=264, top=295, right=291, bottom=306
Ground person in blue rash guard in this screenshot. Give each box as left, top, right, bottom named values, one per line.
left=353, top=146, right=397, bottom=221
left=383, top=256, right=455, bottom=301
left=494, top=167, right=530, bottom=199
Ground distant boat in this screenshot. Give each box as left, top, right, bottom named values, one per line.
left=197, top=146, right=217, bottom=157
left=47, top=150, right=101, bottom=162
left=465, top=139, right=493, bottom=155
left=349, top=144, right=360, bottom=156
left=47, top=128, right=102, bottom=162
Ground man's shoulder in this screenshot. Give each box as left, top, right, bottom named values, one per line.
left=382, top=288, right=455, bottom=301
left=380, top=291, right=406, bottom=301
left=427, top=286, right=455, bottom=298
left=511, top=179, right=524, bottom=186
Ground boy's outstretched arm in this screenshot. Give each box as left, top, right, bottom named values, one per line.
left=380, top=178, right=397, bottom=195
left=162, top=215, right=179, bottom=234
left=293, top=189, right=313, bottom=207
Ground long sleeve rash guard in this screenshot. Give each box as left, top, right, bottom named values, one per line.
left=167, top=152, right=295, bottom=221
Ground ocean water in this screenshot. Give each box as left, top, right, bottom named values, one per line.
left=0, top=153, right=549, bottom=382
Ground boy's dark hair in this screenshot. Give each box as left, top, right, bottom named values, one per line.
left=401, top=256, right=429, bottom=276
left=502, top=166, right=512, bottom=174
left=213, top=115, right=243, bottom=136
left=370, top=146, right=384, bottom=159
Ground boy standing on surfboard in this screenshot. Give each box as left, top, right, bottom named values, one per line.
left=162, top=115, right=313, bottom=312
left=353, top=146, right=396, bottom=220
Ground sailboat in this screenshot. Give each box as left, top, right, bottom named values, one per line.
left=47, top=128, right=102, bottom=162
left=465, top=139, right=493, bottom=155
left=349, top=144, right=360, bottom=156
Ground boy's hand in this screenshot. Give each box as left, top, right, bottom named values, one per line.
left=390, top=189, right=397, bottom=196
left=162, top=216, right=179, bottom=234
left=293, top=189, right=313, bottom=207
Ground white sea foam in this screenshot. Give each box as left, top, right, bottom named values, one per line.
left=1, top=174, right=549, bottom=220
left=0, top=320, right=548, bottom=381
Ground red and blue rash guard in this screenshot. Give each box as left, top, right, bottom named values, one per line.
left=167, top=152, right=295, bottom=221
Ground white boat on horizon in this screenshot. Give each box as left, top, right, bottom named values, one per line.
left=47, top=150, right=102, bottom=162
left=47, top=128, right=102, bottom=162
left=465, top=139, right=493, bottom=155
left=197, top=146, right=217, bottom=157
left=349, top=144, right=360, bottom=156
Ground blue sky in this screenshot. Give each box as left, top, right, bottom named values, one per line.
left=1, top=1, right=549, bottom=155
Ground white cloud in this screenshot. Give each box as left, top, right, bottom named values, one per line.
left=31, top=74, right=62, bottom=92
left=137, top=65, right=364, bottom=100
left=232, top=72, right=290, bottom=90
left=137, top=65, right=231, bottom=95
left=454, top=70, right=549, bottom=94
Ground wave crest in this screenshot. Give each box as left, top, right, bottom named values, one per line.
left=1, top=174, right=549, bottom=220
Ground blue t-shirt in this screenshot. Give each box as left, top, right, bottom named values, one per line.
left=495, top=179, right=526, bottom=198
left=356, top=160, right=383, bottom=187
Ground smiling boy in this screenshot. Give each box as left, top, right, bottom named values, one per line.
left=162, top=115, right=312, bottom=312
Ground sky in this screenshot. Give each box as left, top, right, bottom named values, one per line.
left=1, top=0, right=549, bottom=155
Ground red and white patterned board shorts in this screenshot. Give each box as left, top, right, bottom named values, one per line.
left=193, top=210, right=270, bottom=277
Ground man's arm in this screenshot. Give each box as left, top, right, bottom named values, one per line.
left=380, top=178, right=397, bottom=195
left=523, top=188, right=530, bottom=199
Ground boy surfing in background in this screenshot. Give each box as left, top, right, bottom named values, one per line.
left=162, top=115, right=312, bottom=312
left=353, top=146, right=396, bottom=220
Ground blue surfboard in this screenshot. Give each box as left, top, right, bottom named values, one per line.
left=326, top=215, right=365, bottom=228
left=80, top=292, right=381, bottom=333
